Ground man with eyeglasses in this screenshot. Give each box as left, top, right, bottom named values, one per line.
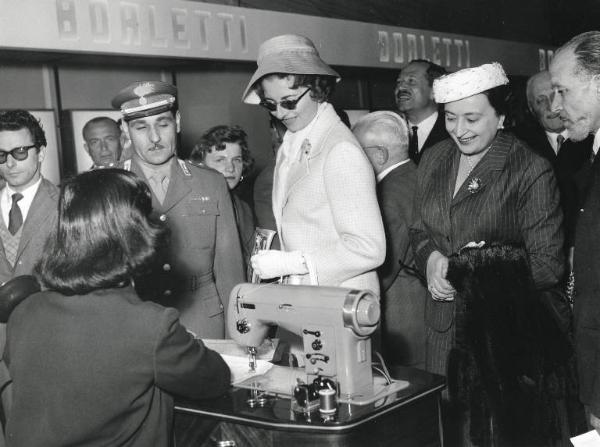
left=0, top=110, right=58, bottom=371
left=112, top=80, right=244, bottom=339
left=82, top=116, right=123, bottom=169
left=352, top=111, right=426, bottom=369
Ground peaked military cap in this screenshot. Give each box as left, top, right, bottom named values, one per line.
left=111, top=81, right=177, bottom=121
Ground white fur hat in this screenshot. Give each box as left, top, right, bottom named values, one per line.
left=433, top=62, right=509, bottom=104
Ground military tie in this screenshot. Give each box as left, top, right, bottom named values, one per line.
left=409, top=125, right=419, bottom=162
left=8, top=193, right=23, bottom=235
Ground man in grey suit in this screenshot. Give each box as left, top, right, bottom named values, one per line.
left=0, top=110, right=58, bottom=286
left=550, top=31, right=600, bottom=434
left=353, top=111, right=426, bottom=368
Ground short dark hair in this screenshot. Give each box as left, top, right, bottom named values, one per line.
left=0, top=110, right=46, bottom=148
left=406, top=59, right=448, bottom=86
left=36, top=169, right=165, bottom=296
left=190, top=125, right=254, bottom=176
left=482, top=84, right=512, bottom=117
left=82, top=116, right=120, bottom=140
left=558, top=31, right=600, bottom=77
left=255, top=73, right=337, bottom=103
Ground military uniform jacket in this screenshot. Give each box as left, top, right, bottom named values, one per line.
left=125, top=157, right=245, bottom=338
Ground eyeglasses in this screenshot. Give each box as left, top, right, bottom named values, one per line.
left=259, top=88, right=311, bottom=112
left=0, top=145, right=37, bottom=164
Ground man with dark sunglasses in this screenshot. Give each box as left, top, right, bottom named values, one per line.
left=0, top=109, right=58, bottom=371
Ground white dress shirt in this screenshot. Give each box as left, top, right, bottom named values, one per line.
left=377, top=159, right=411, bottom=183
left=545, top=130, right=569, bottom=155
left=1, top=177, right=42, bottom=228
left=409, top=111, right=438, bottom=152
left=593, top=128, right=600, bottom=157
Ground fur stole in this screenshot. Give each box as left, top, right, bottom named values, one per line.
left=446, top=243, right=583, bottom=446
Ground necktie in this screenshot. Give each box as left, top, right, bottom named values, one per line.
left=149, top=175, right=167, bottom=203
left=8, top=193, right=23, bottom=235
left=556, top=134, right=565, bottom=153
left=409, top=126, right=419, bottom=162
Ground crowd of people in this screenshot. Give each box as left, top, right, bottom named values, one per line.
left=0, top=29, right=597, bottom=446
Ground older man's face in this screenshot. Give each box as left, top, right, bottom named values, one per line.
left=550, top=48, right=600, bottom=141
left=84, top=121, right=123, bottom=167
left=528, top=72, right=564, bottom=133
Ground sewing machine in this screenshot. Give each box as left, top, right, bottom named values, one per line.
left=227, top=283, right=384, bottom=402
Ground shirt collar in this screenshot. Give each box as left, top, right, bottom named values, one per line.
left=545, top=129, right=569, bottom=154
left=136, top=155, right=174, bottom=180
left=594, top=128, right=600, bottom=155
left=408, top=111, right=438, bottom=151
left=377, top=159, right=411, bottom=182
left=6, top=176, right=41, bottom=200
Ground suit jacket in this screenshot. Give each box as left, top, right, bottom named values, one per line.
left=377, top=161, right=427, bottom=367
left=573, top=149, right=600, bottom=415
left=410, top=131, right=564, bottom=333
left=412, top=111, right=449, bottom=164
left=232, top=192, right=255, bottom=274
left=4, top=286, right=230, bottom=447
left=516, top=125, right=593, bottom=247
left=274, top=103, right=385, bottom=292
left=127, top=158, right=245, bottom=338
left=0, top=178, right=58, bottom=284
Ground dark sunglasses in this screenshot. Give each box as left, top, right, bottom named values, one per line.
left=0, top=145, right=37, bottom=164
left=259, top=88, right=311, bottom=112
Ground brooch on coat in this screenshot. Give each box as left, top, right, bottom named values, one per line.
left=298, top=139, right=312, bottom=162
left=467, top=177, right=482, bottom=194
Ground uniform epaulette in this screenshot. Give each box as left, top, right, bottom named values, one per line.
left=177, top=159, right=192, bottom=177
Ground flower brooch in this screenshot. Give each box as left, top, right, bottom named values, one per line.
left=467, top=177, right=482, bottom=194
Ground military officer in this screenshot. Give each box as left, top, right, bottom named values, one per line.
left=111, top=81, right=245, bottom=339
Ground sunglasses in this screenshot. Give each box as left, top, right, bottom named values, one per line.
left=259, top=88, right=311, bottom=112
left=0, top=145, right=37, bottom=164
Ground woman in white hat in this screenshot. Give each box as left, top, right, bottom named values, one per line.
left=409, top=63, right=566, bottom=445
left=244, top=34, right=385, bottom=292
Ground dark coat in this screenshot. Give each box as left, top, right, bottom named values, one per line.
left=4, top=287, right=230, bottom=447
left=126, top=158, right=245, bottom=338
left=409, top=131, right=564, bottom=374
left=252, top=158, right=280, bottom=250
left=377, top=161, right=426, bottom=367
left=232, top=192, right=255, bottom=275
left=573, top=146, right=600, bottom=416
left=516, top=125, right=593, bottom=247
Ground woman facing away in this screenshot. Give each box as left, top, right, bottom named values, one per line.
left=243, top=34, right=385, bottom=293
left=3, top=169, right=230, bottom=447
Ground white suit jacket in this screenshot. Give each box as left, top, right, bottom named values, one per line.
left=273, top=103, right=385, bottom=294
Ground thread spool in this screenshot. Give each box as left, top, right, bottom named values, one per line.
left=318, top=388, right=337, bottom=414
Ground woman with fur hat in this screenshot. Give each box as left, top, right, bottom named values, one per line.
left=244, top=34, right=385, bottom=292
left=409, top=62, right=567, bottom=445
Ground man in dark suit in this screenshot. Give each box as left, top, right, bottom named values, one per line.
left=112, top=81, right=245, bottom=339
left=395, top=59, right=448, bottom=164
left=353, top=111, right=426, bottom=368
left=550, top=31, right=600, bottom=433
left=516, top=70, right=592, bottom=251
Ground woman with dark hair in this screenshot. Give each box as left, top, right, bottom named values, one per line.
left=4, top=169, right=230, bottom=446
left=190, top=125, right=255, bottom=267
left=409, top=63, right=566, bottom=445
left=242, top=34, right=385, bottom=290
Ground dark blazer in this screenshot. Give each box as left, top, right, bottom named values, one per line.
left=409, top=132, right=564, bottom=373
left=0, top=179, right=58, bottom=284
left=252, top=158, right=280, bottom=250
left=127, top=158, right=245, bottom=338
left=411, top=111, right=449, bottom=164
left=516, top=125, right=593, bottom=247
left=573, top=149, right=600, bottom=416
left=232, top=192, right=255, bottom=274
left=4, top=286, right=230, bottom=447
left=377, top=161, right=427, bottom=367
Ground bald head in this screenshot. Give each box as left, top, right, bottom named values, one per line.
left=526, top=70, right=564, bottom=133
left=352, top=111, right=409, bottom=175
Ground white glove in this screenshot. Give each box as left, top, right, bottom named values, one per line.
left=250, top=250, right=308, bottom=279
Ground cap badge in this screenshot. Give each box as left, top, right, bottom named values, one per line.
left=133, top=82, right=155, bottom=106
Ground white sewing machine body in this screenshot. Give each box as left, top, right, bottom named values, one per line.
left=227, top=283, right=381, bottom=400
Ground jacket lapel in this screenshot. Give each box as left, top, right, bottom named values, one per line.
left=16, top=179, right=53, bottom=260
left=160, top=161, right=191, bottom=213
left=451, top=132, right=512, bottom=207
left=433, top=145, right=458, bottom=238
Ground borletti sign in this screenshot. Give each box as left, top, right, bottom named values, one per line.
left=0, top=0, right=553, bottom=74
